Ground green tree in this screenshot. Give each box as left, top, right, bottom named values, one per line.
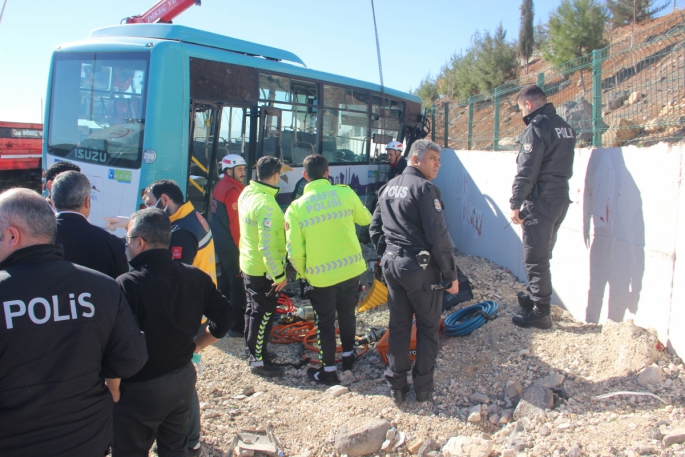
left=606, top=0, right=669, bottom=26
left=543, top=0, right=608, bottom=64
left=534, top=21, right=548, bottom=52
left=519, top=0, right=535, bottom=74
left=413, top=75, right=439, bottom=108
left=471, top=24, right=519, bottom=93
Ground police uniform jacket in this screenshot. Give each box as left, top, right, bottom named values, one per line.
left=510, top=103, right=576, bottom=211
left=285, top=179, right=372, bottom=287
left=238, top=180, right=287, bottom=282
left=369, top=166, right=459, bottom=283
left=0, top=244, right=148, bottom=457
left=117, top=249, right=235, bottom=383
left=55, top=212, right=129, bottom=279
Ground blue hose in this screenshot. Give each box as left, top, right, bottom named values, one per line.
left=444, top=300, right=499, bottom=337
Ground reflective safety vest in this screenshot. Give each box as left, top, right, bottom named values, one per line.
left=285, top=179, right=372, bottom=288
left=169, top=201, right=217, bottom=284
left=238, top=180, right=286, bottom=282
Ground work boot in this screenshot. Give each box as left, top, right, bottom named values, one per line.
left=390, top=387, right=409, bottom=407
left=517, top=291, right=534, bottom=312
left=341, top=352, right=357, bottom=371
left=250, top=363, right=284, bottom=377
left=512, top=308, right=552, bottom=330
left=307, top=367, right=340, bottom=386
left=415, top=389, right=433, bottom=402
left=263, top=350, right=279, bottom=365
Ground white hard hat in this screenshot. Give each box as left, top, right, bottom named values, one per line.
left=386, top=141, right=403, bottom=151
left=221, top=154, right=246, bottom=171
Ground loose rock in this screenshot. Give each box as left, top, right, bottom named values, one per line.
left=334, top=420, right=391, bottom=457
left=637, top=364, right=664, bottom=386
left=327, top=385, right=350, bottom=398
left=513, top=385, right=554, bottom=420
left=663, top=429, right=685, bottom=447
left=505, top=381, right=523, bottom=399
left=469, top=392, right=488, bottom=404
left=418, top=438, right=437, bottom=457
left=408, top=438, right=425, bottom=454
left=442, top=436, right=493, bottom=457
left=468, top=405, right=482, bottom=422
left=539, top=372, right=565, bottom=389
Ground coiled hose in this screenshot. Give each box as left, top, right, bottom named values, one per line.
left=444, top=300, right=499, bottom=337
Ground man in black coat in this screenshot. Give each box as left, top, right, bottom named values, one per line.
left=52, top=171, right=129, bottom=279
left=113, top=208, right=234, bottom=457
left=0, top=188, right=148, bottom=457
left=509, top=84, right=576, bottom=329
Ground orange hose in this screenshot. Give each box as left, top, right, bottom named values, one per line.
left=270, top=322, right=368, bottom=364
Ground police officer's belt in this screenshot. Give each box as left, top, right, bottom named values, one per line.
left=385, top=244, right=426, bottom=257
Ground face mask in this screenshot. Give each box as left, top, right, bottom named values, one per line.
left=151, top=197, right=169, bottom=215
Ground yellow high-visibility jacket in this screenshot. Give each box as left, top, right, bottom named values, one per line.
left=238, top=180, right=286, bottom=282
left=285, top=179, right=371, bottom=287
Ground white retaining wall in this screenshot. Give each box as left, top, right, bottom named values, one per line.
left=433, top=143, right=684, bottom=355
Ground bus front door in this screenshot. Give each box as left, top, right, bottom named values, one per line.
left=188, top=102, right=254, bottom=216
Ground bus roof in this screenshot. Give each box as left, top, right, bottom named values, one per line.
left=90, top=24, right=307, bottom=66
left=86, top=24, right=420, bottom=104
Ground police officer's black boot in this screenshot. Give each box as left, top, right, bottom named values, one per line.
left=390, top=387, right=409, bottom=407
left=517, top=291, right=534, bottom=312
left=307, top=367, right=340, bottom=386
left=512, top=305, right=552, bottom=330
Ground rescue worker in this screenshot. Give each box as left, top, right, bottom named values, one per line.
left=369, top=139, right=460, bottom=407
left=509, top=84, right=575, bottom=329
left=142, top=180, right=217, bottom=284
left=211, top=154, right=248, bottom=337
left=114, top=208, right=234, bottom=457
left=52, top=171, right=129, bottom=279
left=238, top=156, right=289, bottom=377
left=0, top=188, right=147, bottom=457
left=285, top=154, right=372, bottom=385
left=386, top=141, right=407, bottom=180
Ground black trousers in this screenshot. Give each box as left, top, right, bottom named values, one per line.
left=522, top=197, right=570, bottom=312
left=381, top=253, right=443, bottom=393
left=113, top=362, right=196, bottom=457
left=243, top=274, right=278, bottom=363
left=218, top=266, right=247, bottom=333
left=308, top=274, right=362, bottom=367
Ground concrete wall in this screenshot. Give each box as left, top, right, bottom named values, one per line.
left=434, top=143, right=684, bottom=355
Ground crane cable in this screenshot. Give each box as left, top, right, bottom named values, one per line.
left=370, top=0, right=386, bottom=128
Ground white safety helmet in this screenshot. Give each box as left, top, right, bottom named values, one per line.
left=221, top=154, right=246, bottom=172
left=386, top=141, right=403, bottom=152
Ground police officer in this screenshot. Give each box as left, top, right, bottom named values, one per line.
left=386, top=141, right=407, bottom=181
left=369, top=139, right=460, bottom=406
left=285, top=154, right=372, bottom=385
left=0, top=188, right=147, bottom=457
left=211, top=154, right=248, bottom=337
left=509, top=84, right=575, bottom=329
left=238, top=156, right=290, bottom=378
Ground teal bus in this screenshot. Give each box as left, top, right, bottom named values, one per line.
left=44, top=24, right=426, bottom=235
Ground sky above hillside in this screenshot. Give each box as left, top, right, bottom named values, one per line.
left=0, top=0, right=681, bottom=122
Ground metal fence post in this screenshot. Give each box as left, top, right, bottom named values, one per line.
left=431, top=105, right=436, bottom=143
left=467, top=97, right=474, bottom=150
left=592, top=49, right=603, bottom=147
left=537, top=72, right=545, bottom=89
left=493, top=89, right=501, bottom=151
left=444, top=102, right=449, bottom=148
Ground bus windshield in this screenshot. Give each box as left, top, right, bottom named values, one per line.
left=48, top=52, right=149, bottom=169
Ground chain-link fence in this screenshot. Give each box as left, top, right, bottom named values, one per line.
left=430, top=12, right=685, bottom=150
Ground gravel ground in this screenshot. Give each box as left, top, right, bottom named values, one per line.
left=180, top=248, right=684, bottom=457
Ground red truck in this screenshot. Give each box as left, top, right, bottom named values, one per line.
left=0, top=121, right=43, bottom=191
